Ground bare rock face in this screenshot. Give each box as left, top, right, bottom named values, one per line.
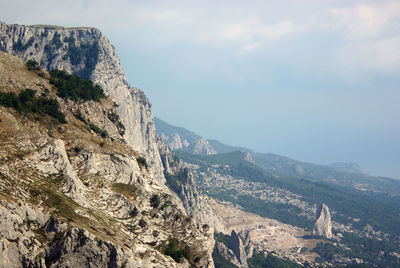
left=161, top=133, right=185, bottom=151
left=230, top=230, right=248, bottom=267
left=240, top=151, right=255, bottom=164
left=312, top=203, right=333, bottom=238
left=0, top=43, right=216, bottom=266
left=0, top=22, right=165, bottom=181
left=214, top=241, right=242, bottom=267
left=193, top=139, right=217, bottom=155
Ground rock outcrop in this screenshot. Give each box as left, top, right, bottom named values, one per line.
left=330, top=162, right=363, bottom=174
left=214, top=241, right=242, bottom=267
left=230, top=230, right=248, bottom=267
left=193, top=138, right=217, bottom=155
left=312, top=203, right=333, bottom=238
left=0, top=22, right=164, bottom=181
left=0, top=23, right=218, bottom=267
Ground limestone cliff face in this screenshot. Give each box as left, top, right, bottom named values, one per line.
left=312, top=203, right=333, bottom=238
left=214, top=242, right=242, bottom=267
left=0, top=22, right=223, bottom=232
left=0, top=24, right=218, bottom=267
left=158, top=143, right=225, bottom=234
left=193, top=139, right=217, bottom=155
left=0, top=22, right=164, bottom=181
left=230, top=230, right=248, bottom=267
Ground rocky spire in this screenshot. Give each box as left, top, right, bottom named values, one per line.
left=312, top=203, right=333, bottom=238
left=230, top=230, right=248, bottom=267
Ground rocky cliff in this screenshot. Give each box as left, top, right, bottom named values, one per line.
left=0, top=22, right=220, bottom=267
left=0, top=20, right=223, bottom=228
left=312, top=204, right=333, bottom=238
left=0, top=22, right=165, bottom=180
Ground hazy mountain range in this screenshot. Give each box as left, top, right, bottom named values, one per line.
left=156, top=117, right=400, bottom=196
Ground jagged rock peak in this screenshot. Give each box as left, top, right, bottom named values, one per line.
left=312, top=203, right=333, bottom=238
left=239, top=150, right=255, bottom=164
left=230, top=230, right=248, bottom=267
left=214, top=241, right=242, bottom=267
left=193, top=138, right=217, bottom=155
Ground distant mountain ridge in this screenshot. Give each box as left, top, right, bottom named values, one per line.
left=155, top=117, right=245, bottom=155
left=155, top=117, right=400, bottom=196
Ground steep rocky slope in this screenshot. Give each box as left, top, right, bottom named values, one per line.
left=0, top=23, right=220, bottom=266
left=0, top=21, right=222, bottom=234
left=0, top=22, right=165, bottom=180
left=0, top=51, right=216, bottom=267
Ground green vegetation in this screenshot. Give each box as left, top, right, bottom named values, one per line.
left=13, top=37, right=34, bottom=51
left=164, top=171, right=187, bottom=194
left=51, top=33, right=63, bottom=49
left=25, top=59, right=41, bottom=71
left=0, top=89, right=66, bottom=123
left=136, top=157, right=148, bottom=169
left=177, top=150, right=400, bottom=236
left=163, top=238, right=190, bottom=263
left=313, top=233, right=400, bottom=267
left=73, top=109, right=87, bottom=123
left=129, top=206, right=138, bottom=217
left=49, top=70, right=105, bottom=102
left=227, top=195, right=314, bottom=230
left=247, top=251, right=303, bottom=268
left=150, top=194, right=161, bottom=208
left=89, top=123, right=108, bottom=138
left=214, top=232, right=232, bottom=249
left=63, top=41, right=100, bottom=79
left=213, top=250, right=238, bottom=268
left=138, top=218, right=147, bottom=228
left=178, top=150, right=400, bottom=267
left=213, top=234, right=302, bottom=268
left=176, top=151, right=269, bottom=182
left=107, top=110, right=125, bottom=136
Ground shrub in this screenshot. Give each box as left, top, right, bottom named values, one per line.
left=25, top=59, right=41, bottom=71
left=164, top=171, right=186, bottom=194
left=49, top=70, right=105, bottom=102
left=51, top=33, right=63, bottom=49
left=89, top=123, right=108, bottom=138
left=0, top=89, right=66, bottom=123
left=63, top=41, right=100, bottom=79
left=14, top=37, right=34, bottom=51
left=73, top=110, right=87, bottom=123
left=138, top=218, right=147, bottom=228
left=163, top=238, right=190, bottom=263
left=129, top=207, right=138, bottom=217
left=150, top=194, right=161, bottom=208
left=137, top=157, right=148, bottom=169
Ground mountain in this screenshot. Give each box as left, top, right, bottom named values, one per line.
left=155, top=117, right=243, bottom=155
left=1, top=21, right=400, bottom=267
left=156, top=118, right=400, bottom=267
left=155, top=117, right=400, bottom=197
left=0, top=22, right=221, bottom=267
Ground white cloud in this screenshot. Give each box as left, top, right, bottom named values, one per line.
left=341, top=37, right=400, bottom=75
left=2, top=0, right=400, bottom=75
left=329, top=1, right=400, bottom=39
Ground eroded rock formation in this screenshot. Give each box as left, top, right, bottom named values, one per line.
left=312, top=203, right=333, bottom=238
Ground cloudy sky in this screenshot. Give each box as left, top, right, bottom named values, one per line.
left=1, top=0, right=400, bottom=178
